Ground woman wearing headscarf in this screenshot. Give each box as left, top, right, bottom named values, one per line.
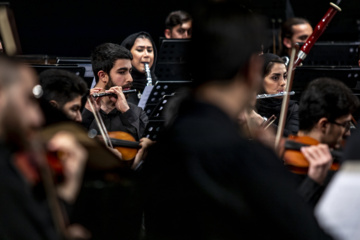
left=121, top=31, right=157, bottom=105
left=256, top=53, right=299, bottom=137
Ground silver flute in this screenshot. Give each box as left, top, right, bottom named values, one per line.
left=92, top=89, right=137, bottom=98
left=144, top=63, right=152, bottom=86
left=256, top=91, right=295, bottom=99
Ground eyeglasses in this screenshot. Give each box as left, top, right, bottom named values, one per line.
left=330, top=120, right=352, bottom=132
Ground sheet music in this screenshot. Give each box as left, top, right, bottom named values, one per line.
left=138, top=85, right=153, bottom=110
left=315, top=161, right=360, bottom=240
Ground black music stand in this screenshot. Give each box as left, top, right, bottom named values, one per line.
left=141, top=80, right=191, bottom=140
left=142, top=95, right=173, bottom=141
left=142, top=80, right=191, bottom=116
left=155, top=39, right=192, bottom=80
left=300, top=42, right=360, bottom=66
left=56, top=57, right=94, bottom=88
left=30, top=64, right=86, bottom=78
left=292, top=66, right=360, bottom=99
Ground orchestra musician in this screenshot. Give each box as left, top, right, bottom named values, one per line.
left=256, top=53, right=299, bottom=137
left=279, top=17, right=313, bottom=59
left=142, top=2, right=333, bottom=239
left=121, top=32, right=157, bottom=105
left=39, top=69, right=88, bottom=123
left=292, top=77, right=359, bottom=206
left=0, top=56, right=89, bottom=239
left=82, top=43, right=148, bottom=141
left=164, top=10, right=192, bottom=39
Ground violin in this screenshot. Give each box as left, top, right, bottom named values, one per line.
left=282, top=135, right=342, bottom=174
left=14, top=149, right=64, bottom=186
left=107, top=131, right=140, bottom=161
left=87, top=96, right=140, bottom=164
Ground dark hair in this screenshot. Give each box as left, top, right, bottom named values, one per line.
left=91, top=43, right=133, bottom=82
left=39, top=69, right=87, bottom=108
left=261, top=53, right=285, bottom=77
left=299, top=77, right=359, bottom=131
left=165, top=10, right=192, bottom=30
left=190, top=2, right=265, bottom=86
left=281, top=17, right=310, bottom=40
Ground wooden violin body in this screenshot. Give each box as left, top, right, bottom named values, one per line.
left=282, top=135, right=341, bottom=174
left=108, top=131, right=140, bottom=161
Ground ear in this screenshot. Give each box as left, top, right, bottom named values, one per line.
left=317, top=117, right=329, bottom=133
left=164, top=29, right=171, bottom=39
left=97, top=70, right=108, bottom=84
left=283, top=37, right=292, bottom=49
left=49, top=100, right=59, bottom=108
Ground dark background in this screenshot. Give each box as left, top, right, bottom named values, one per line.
left=5, top=0, right=360, bottom=57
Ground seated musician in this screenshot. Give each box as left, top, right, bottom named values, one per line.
left=121, top=32, right=157, bottom=105
left=293, top=77, right=359, bottom=206
left=255, top=53, right=299, bottom=136
left=82, top=43, right=148, bottom=141
left=279, top=17, right=313, bottom=59
left=143, top=2, right=333, bottom=239
left=164, top=10, right=192, bottom=39
left=39, top=69, right=88, bottom=123
left=0, top=56, right=89, bottom=239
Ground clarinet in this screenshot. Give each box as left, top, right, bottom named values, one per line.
left=144, top=63, right=152, bottom=86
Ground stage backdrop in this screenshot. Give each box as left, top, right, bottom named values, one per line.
left=7, top=0, right=360, bottom=57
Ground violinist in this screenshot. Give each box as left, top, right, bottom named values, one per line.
left=291, top=77, right=359, bottom=206
left=0, top=56, right=89, bottom=239
left=256, top=53, right=299, bottom=137
left=82, top=43, right=148, bottom=141
left=39, top=69, right=88, bottom=123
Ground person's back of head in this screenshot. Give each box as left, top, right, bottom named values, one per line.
left=91, top=43, right=133, bottom=82
left=190, top=1, right=265, bottom=87
left=299, top=77, right=359, bottom=132
left=39, top=69, right=87, bottom=122
left=39, top=69, right=87, bottom=108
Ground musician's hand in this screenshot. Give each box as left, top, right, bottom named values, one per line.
left=107, top=86, right=130, bottom=113
left=248, top=110, right=265, bottom=126
left=132, top=138, right=155, bottom=169
left=48, top=131, right=88, bottom=204
left=108, top=147, right=123, bottom=160
left=301, top=144, right=333, bottom=185
left=85, top=87, right=102, bottom=112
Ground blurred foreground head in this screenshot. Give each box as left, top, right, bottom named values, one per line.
left=190, top=1, right=265, bottom=87
left=0, top=56, right=43, bottom=149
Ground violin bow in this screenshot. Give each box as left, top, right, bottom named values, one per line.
left=275, top=45, right=297, bottom=150
left=87, top=96, right=114, bottom=149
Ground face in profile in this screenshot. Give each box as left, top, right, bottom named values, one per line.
left=283, top=23, right=313, bottom=50
left=2, top=66, right=44, bottom=147
left=263, top=63, right=287, bottom=96
left=325, top=114, right=352, bottom=149
left=61, top=96, right=82, bottom=122
left=130, top=37, right=154, bottom=73
left=165, top=21, right=192, bottom=39
left=291, top=23, right=313, bottom=45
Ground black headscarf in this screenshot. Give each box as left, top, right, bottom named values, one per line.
left=121, top=31, right=157, bottom=93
